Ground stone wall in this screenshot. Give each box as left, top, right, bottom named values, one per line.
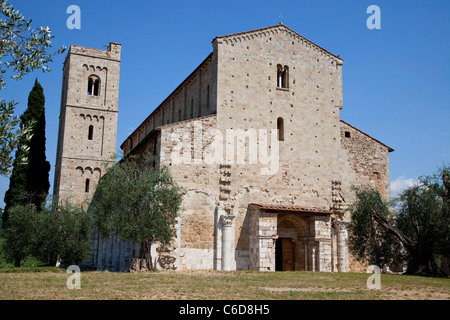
left=54, top=43, right=120, bottom=205
left=339, top=120, right=393, bottom=212
left=159, top=115, right=220, bottom=269
left=100, top=24, right=393, bottom=272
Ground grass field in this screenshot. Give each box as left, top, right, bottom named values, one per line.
left=0, top=268, right=449, bottom=300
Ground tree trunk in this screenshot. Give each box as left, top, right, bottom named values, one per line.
left=371, top=209, right=446, bottom=276
left=127, top=258, right=150, bottom=273
left=126, top=238, right=154, bottom=272
left=14, top=259, right=20, bottom=268
left=139, top=238, right=153, bottom=270
left=406, top=242, right=444, bottom=276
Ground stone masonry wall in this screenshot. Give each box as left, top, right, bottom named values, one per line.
left=339, top=120, right=392, bottom=211
left=213, top=25, right=344, bottom=268
left=54, top=43, right=120, bottom=205
left=113, top=24, right=392, bottom=272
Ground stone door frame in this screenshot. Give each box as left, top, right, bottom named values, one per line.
left=248, top=203, right=332, bottom=272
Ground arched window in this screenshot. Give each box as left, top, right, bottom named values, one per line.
left=88, top=125, right=94, bottom=140
left=277, top=64, right=283, bottom=88
left=85, top=178, right=90, bottom=193
left=277, top=65, right=289, bottom=89
left=277, top=117, right=284, bottom=141
left=282, top=66, right=289, bottom=89
left=87, top=75, right=100, bottom=96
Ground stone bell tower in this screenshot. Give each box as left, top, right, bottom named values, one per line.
left=53, top=42, right=121, bottom=205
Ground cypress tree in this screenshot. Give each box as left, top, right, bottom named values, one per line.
left=25, top=80, right=50, bottom=209
left=3, top=79, right=50, bottom=225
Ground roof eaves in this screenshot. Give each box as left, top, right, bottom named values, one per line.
left=213, top=23, right=343, bottom=61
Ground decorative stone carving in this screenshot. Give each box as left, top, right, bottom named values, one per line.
left=220, top=215, right=235, bottom=271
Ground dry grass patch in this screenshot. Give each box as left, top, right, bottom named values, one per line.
left=0, top=269, right=448, bottom=300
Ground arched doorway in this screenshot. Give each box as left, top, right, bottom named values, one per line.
left=275, top=237, right=295, bottom=271
left=275, top=214, right=309, bottom=271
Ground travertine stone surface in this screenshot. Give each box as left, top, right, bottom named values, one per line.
left=55, top=25, right=393, bottom=272
left=53, top=42, right=121, bottom=206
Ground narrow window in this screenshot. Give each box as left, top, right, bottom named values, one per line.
left=87, top=75, right=100, bottom=96
left=277, top=64, right=283, bottom=88
left=93, top=79, right=99, bottom=96
left=190, top=98, right=194, bottom=118
left=277, top=65, right=289, bottom=89
left=277, top=117, right=284, bottom=141
left=345, top=131, right=351, bottom=138
left=282, top=66, right=289, bottom=89
left=87, top=77, right=93, bottom=95
left=85, top=178, right=90, bottom=193
left=88, top=125, right=94, bottom=140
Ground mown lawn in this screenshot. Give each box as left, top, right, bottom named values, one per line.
left=0, top=269, right=449, bottom=300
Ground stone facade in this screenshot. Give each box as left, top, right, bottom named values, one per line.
left=53, top=43, right=121, bottom=206
left=54, top=24, right=393, bottom=272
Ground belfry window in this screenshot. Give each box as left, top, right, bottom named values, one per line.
left=87, top=75, right=100, bottom=96
left=277, top=117, right=284, bottom=141
left=85, top=178, right=90, bottom=193
left=277, top=65, right=289, bottom=89
left=88, top=125, right=94, bottom=140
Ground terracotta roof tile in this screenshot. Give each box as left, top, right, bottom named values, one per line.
left=251, top=203, right=331, bottom=214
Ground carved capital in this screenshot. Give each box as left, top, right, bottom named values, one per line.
left=220, top=215, right=235, bottom=227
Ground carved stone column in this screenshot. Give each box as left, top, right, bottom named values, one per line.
left=220, top=215, right=235, bottom=271
left=337, top=221, right=349, bottom=272
left=311, top=245, right=316, bottom=272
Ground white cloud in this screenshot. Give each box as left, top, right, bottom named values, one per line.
left=390, top=175, right=419, bottom=196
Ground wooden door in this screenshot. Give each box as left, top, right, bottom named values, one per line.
left=282, top=238, right=294, bottom=271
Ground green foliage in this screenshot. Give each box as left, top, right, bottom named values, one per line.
left=0, top=0, right=65, bottom=175
left=0, top=100, right=32, bottom=175
left=393, top=166, right=450, bottom=274
left=3, top=79, right=50, bottom=225
left=347, top=188, right=403, bottom=268
left=90, top=152, right=183, bottom=266
left=348, top=165, right=450, bottom=275
left=33, top=201, right=93, bottom=266
left=24, top=79, right=50, bottom=209
left=1, top=204, right=38, bottom=267
left=1, top=202, right=93, bottom=267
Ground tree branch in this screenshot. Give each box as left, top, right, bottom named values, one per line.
left=371, top=208, right=415, bottom=251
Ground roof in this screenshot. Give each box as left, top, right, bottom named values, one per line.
left=120, top=53, right=213, bottom=151
left=250, top=203, right=331, bottom=215
left=213, top=23, right=343, bottom=61
left=340, top=120, right=394, bottom=152
left=121, top=24, right=343, bottom=151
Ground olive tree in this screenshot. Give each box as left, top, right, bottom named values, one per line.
left=0, top=0, right=65, bottom=175
left=90, top=152, right=183, bottom=271
left=348, top=166, right=450, bottom=276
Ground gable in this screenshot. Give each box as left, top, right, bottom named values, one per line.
left=213, top=23, right=343, bottom=65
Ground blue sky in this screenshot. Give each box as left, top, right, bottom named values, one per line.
left=1, top=0, right=449, bottom=207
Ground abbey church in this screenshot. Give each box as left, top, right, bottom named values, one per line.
left=53, top=24, right=393, bottom=272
